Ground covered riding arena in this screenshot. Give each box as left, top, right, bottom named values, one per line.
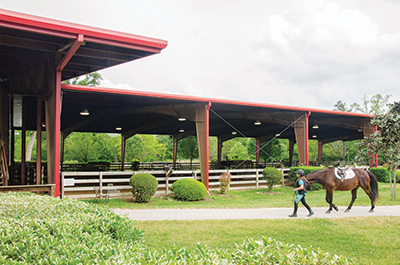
left=0, top=9, right=375, bottom=198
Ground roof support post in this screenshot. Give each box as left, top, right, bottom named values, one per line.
left=36, top=98, right=42, bottom=185
left=195, top=102, right=211, bottom=190
left=294, top=112, right=310, bottom=166
left=217, top=137, right=223, bottom=168
left=288, top=139, right=294, bottom=167
left=0, top=90, right=9, bottom=183
left=21, top=98, right=26, bottom=184
left=45, top=34, right=83, bottom=197
left=172, top=136, right=178, bottom=169
left=255, top=138, right=261, bottom=167
left=121, top=134, right=126, bottom=171
left=317, top=140, right=323, bottom=166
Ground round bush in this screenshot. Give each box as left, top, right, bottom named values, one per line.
left=171, top=178, right=207, bottom=201
left=262, top=167, right=283, bottom=191
left=129, top=173, right=158, bottom=203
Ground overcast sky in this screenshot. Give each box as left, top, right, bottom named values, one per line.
left=2, top=0, right=400, bottom=110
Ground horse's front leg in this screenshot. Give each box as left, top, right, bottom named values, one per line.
left=345, top=187, right=359, bottom=212
left=325, top=189, right=334, bottom=214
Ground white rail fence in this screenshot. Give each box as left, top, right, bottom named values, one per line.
left=61, top=168, right=291, bottom=199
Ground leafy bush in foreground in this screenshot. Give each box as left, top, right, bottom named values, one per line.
left=0, top=193, right=354, bottom=264
left=0, top=192, right=143, bottom=264
left=171, top=178, right=208, bottom=201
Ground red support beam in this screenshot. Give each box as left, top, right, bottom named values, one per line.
left=195, top=102, right=211, bottom=190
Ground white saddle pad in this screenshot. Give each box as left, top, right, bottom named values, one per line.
left=334, top=168, right=355, bottom=180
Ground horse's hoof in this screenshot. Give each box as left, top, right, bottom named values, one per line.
left=369, top=209, right=374, bottom=213
left=334, top=207, right=339, bottom=212
left=325, top=210, right=331, bottom=214
left=344, top=209, right=350, bottom=213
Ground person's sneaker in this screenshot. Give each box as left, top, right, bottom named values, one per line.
left=288, top=214, right=297, bottom=217
left=307, top=211, right=314, bottom=217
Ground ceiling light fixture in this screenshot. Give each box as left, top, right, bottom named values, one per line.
left=115, top=127, right=122, bottom=131
left=80, top=108, right=90, bottom=116
left=312, top=124, right=319, bottom=129
left=179, top=128, right=185, bottom=133
left=178, top=117, right=186, bottom=121
left=312, top=135, right=317, bottom=138
left=254, top=120, right=261, bottom=126
left=275, top=133, right=280, bottom=137
left=232, top=131, right=237, bottom=135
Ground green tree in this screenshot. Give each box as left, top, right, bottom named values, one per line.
left=155, top=135, right=173, bottom=160
left=126, top=135, right=166, bottom=162
left=259, top=139, right=284, bottom=163
left=178, top=136, right=198, bottom=166
left=63, top=72, right=102, bottom=86
left=363, top=101, right=400, bottom=199
left=333, top=94, right=392, bottom=115
left=64, top=133, right=96, bottom=162
left=228, top=142, right=248, bottom=160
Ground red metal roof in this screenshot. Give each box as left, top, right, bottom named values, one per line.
left=0, top=8, right=167, bottom=52
left=62, top=84, right=373, bottom=118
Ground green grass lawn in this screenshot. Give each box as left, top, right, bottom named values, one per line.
left=86, top=183, right=400, bottom=264
left=93, top=183, right=399, bottom=209
left=135, top=216, right=400, bottom=265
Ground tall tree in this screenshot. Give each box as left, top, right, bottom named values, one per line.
left=333, top=94, right=392, bottom=115
left=177, top=136, right=198, bottom=167
left=62, top=72, right=103, bottom=86
left=126, top=135, right=166, bottom=162
left=364, top=101, right=400, bottom=199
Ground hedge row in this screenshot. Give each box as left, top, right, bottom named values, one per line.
left=368, top=167, right=400, bottom=183
left=0, top=193, right=354, bottom=264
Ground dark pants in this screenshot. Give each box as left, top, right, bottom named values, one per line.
left=293, top=195, right=312, bottom=214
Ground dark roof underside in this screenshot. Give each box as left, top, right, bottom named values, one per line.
left=20, top=86, right=371, bottom=144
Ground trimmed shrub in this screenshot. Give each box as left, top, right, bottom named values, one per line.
left=129, top=173, right=158, bottom=203
left=369, top=167, right=390, bottom=182
left=289, top=166, right=324, bottom=191
left=262, top=167, right=283, bottom=191
left=171, top=178, right=207, bottom=201
left=219, top=171, right=231, bottom=194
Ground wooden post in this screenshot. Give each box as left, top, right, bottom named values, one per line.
left=36, top=98, right=42, bottom=185
left=21, top=98, right=26, bottom=185
left=256, top=170, right=259, bottom=189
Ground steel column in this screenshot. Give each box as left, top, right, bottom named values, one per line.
left=195, top=102, right=211, bottom=189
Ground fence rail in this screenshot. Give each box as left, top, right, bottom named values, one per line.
left=61, top=168, right=291, bottom=199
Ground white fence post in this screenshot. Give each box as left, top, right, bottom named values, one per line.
left=256, top=170, right=259, bottom=189
left=99, top=172, right=103, bottom=193
left=165, top=172, right=169, bottom=195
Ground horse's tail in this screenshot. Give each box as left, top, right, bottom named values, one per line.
left=367, top=170, right=379, bottom=202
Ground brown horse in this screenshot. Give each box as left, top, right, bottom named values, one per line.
left=305, top=167, right=379, bottom=214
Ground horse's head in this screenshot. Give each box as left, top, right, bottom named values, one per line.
left=305, top=168, right=331, bottom=184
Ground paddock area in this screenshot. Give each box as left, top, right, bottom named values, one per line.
left=61, top=167, right=291, bottom=199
